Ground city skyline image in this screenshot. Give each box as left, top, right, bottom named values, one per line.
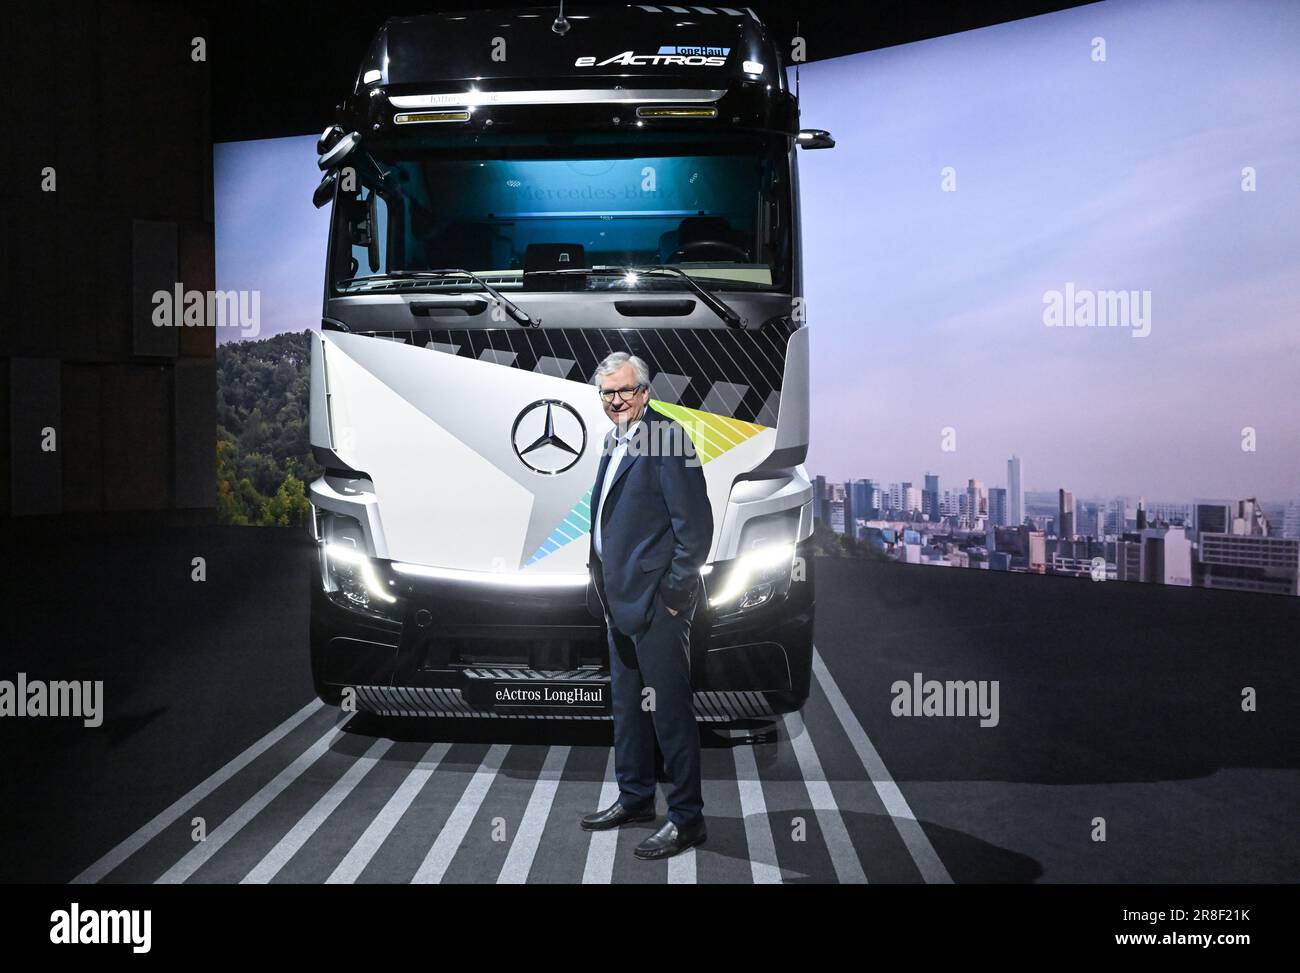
left=813, top=452, right=1299, bottom=596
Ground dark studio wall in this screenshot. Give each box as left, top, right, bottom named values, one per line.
left=0, top=0, right=216, bottom=519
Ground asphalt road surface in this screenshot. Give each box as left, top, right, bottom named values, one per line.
left=2, top=525, right=1295, bottom=883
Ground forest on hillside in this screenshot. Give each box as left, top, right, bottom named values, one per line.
left=216, top=330, right=319, bottom=526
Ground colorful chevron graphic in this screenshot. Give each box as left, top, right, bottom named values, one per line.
left=648, top=400, right=768, bottom=464
left=525, top=488, right=592, bottom=566
left=523, top=401, right=769, bottom=566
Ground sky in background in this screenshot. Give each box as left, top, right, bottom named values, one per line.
left=796, top=0, right=1300, bottom=500
left=214, top=0, right=1300, bottom=501
left=214, top=135, right=329, bottom=343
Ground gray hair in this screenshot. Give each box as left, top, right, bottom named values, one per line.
left=591, top=351, right=650, bottom=387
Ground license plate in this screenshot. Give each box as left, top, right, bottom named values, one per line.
left=467, top=680, right=610, bottom=713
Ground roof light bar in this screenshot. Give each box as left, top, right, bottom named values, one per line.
left=394, top=110, right=472, bottom=125
left=390, top=88, right=724, bottom=109
left=635, top=105, right=719, bottom=119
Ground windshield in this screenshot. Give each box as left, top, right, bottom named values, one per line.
left=330, top=130, right=792, bottom=294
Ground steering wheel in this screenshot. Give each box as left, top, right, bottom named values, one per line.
left=667, top=239, right=751, bottom=263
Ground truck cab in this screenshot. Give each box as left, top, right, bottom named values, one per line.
left=308, top=4, right=831, bottom=721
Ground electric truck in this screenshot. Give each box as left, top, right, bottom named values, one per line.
left=307, top=3, right=834, bottom=721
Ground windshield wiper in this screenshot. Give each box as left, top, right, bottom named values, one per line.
left=338, top=269, right=538, bottom=327
left=631, top=265, right=745, bottom=329
left=547, top=265, right=745, bottom=329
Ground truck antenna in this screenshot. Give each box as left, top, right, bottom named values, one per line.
left=552, top=1, right=570, bottom=35
left=795, top=19, right=801, bottom=101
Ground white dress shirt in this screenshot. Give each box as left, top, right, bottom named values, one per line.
left=593, top=415, right=643, bottom=559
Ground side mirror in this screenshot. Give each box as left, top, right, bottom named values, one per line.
left=317, top=124, right=346, bottom=156
left=312, top=170, right=338, bottom=209
left=319, top=131, right=361, bottom=171
left=797, top=129, right=835, bottom=150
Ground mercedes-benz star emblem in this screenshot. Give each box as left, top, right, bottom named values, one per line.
left=511, top=400, right=586, bottom=475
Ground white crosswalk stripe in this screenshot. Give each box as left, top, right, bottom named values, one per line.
left=71, top=700, right=324, bottom=885
left=242, top=737, right=394, bottom=883
left=157, top=718, right=347, bottom=884
left=498, top=746, right=570, bottom=883
left=581, top=751, right=621, bottom=883
left=732, top=728, right=782, bottom=883
left=812, top=648, right=953, bottom=883
left=327, top=742, right=452, bottom=883
left=783, top=710, right=868, bottom=884
left=412, top=744, right=510, bottom=884
left=667, top=844, right=697, bottom=883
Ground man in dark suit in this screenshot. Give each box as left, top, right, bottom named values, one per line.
left=580, top=351, right=713, bottom=859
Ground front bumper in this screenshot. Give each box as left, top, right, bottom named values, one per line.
left=309, top=543, right=814, bottom=722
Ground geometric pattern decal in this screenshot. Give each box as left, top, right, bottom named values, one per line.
left=756, top=389, right=780, bottom=426
left=353, top=319, right=798, bottom=424
left=533, top=355, right=576, bottom=379
left=701, top=380, right=750, bottom=416
left=651, top=372, right=692, bottom=403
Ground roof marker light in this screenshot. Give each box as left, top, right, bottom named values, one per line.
left=743, top=60, right=764, bottom=75
left=362, top=69, right=381, bottom=85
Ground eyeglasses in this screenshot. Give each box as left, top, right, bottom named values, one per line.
left=598, top=384, right=645, bottom=403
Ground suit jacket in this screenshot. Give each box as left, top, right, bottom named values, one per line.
left=586, top=403, right=714, bottom=638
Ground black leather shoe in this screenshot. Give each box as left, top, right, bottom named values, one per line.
left=580, top=800, right=656, bottom=831
left=633, top=816, right=707, bottom=859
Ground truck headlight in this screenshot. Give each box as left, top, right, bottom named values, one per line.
left=709, top=508, right=801, bottom=612
left=709, top=542, right=796, bottom=610
left=317, top=511, right=396, bottom=613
